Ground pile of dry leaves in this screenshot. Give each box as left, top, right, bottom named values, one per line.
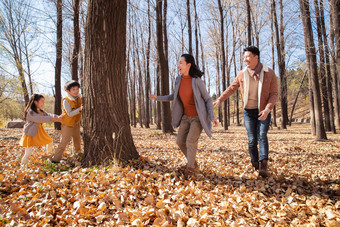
left=0, top=124, right=339, bottom=226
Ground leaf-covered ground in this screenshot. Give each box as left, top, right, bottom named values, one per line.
left=0, top=124, right=339, bottom=226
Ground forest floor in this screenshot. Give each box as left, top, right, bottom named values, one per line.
left=0, top=124, right=339, bottom=226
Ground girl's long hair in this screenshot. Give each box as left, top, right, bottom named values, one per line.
left=23, top=94, right=45, bottom=121
left=181, top=54, right=203, bottom=78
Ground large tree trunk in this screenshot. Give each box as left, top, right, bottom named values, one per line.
left=314, top=0, right=331, bottom=131
left=82, top=0, right=139, bottom=166
left=54, top=0, right=62, bottom=130
left=156, top=0, right=173, bottom=133
left=71, top=0, right=80, bottom=81
left=217, top=0, right=228, bottom=130
left=299, top=0, right=327, bottom=140
left=186, top=0, right=192, bottom=55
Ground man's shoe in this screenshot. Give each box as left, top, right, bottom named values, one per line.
left=252, top=162, right=259, bottom=170
left=259, top=159, right=269, bottom=178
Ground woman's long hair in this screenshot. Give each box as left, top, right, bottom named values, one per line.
left=23, top=94, right=45, bottom=121
left=181, top=54, right=203, bottom=78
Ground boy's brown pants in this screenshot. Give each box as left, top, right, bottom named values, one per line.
left=52, top=123, right=81, bottom=162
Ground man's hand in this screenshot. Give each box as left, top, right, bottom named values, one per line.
left=213, top=100, right=221, bottom=107
left=258, top=108, right=270, bottom=121
left=149, top=94, right=157, bottom=100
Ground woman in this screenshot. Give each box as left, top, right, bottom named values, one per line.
left=150, top=54, right=218, bottom=177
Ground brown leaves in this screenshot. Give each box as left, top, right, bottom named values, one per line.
left=0, top=126, right=339, bottom=225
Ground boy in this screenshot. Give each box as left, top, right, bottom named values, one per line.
left=51, top=80, right=83, bottom=163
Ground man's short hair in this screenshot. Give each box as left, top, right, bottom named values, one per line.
left=244, top=46, right=260, bottom=58
left=64, top=80, right=80, bottom=91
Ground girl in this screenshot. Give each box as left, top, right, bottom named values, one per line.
left=150, top=54, right=218, bottom=178
left=19, top=94, right=63, bottom=166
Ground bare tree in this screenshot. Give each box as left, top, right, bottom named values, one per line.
left=217, top=0, right=228, bottom=130
left=299, top=0, right=327, bottom=140
left=156, top=0, right=173, bottom=133
left=82, top=0, right=139, bottom=166
left=186, top=0, right=192, bottom=55
left=54, top=0, right=63, bottom=130
left=329, top=0, right=340, bottom=128
left=0, top=0, right=36, bottom=106
left=246, top=0, right=252, bottom=45
left=71, top=0, right=80, bottom=81
left=145, top=0, right=151, bottom=128
left=272, top=0, right=288, bottom=129
left=319, top=0, right=336, bottom=133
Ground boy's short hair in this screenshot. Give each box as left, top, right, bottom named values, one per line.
left=244, top=46, right=260, bottom=58
left=64, top=80, right=80, bottom=91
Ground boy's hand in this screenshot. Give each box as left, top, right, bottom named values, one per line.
left=54, top=115, right=63, bottom=122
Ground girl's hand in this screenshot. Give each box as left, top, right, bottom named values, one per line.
left=212, top=120, right=218, bottom=127
left=213, top=100, right=221, bottom=107
left=54, top=115, right=63, bottom=123
left=149, top=94, right=157, bottom=100
left=79, top=105, right=83, bottom=112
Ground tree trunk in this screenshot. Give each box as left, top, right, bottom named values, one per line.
left=156, top=63, right=162, bottom=130
left=186, top=0, right=192, bottom=55
left=299, top=0, right=327, bottom=140
left=272, top=0, right=288, bottom=129
left=156, top=0, right=173, bottom=133
left=270, top=4, right=277, bottom=127
left=71, top=0, right=80, bottom=81
left=193, top=0, right=199, bottom=68
left=246, top=0, right=252, bottom=46
left=309, top=81, right=316, bottom=135
left=329, top=0, right=340, bottom=129
left=145, top=0, right=151, bottom=128
left=217, top=0, right=228, bottom=130
left=54, top=0, right=62, bottom=130
left=82, top=0, right=139, bottom=166
left=289, top=70, right=307, bottom=126
left=314, top=0, right=331, bottom=131
left=320, top=0, right=336, bottom=133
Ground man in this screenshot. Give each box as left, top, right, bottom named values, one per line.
left=214, top=46, right=278, bottom=178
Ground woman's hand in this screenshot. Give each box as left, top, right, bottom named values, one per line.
left=213, top=100, right=221, bottom=107
left=212, top=120, right=218, bottom=127
left=149, top=94, right=157, bottom=100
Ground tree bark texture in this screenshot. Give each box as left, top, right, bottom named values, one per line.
left=82, top=0, right=139, bottom=166
left=54, top=0, right=63, bottom=130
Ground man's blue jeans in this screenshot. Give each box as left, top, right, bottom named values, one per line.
left=243, top=109, right=271, bottom=163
